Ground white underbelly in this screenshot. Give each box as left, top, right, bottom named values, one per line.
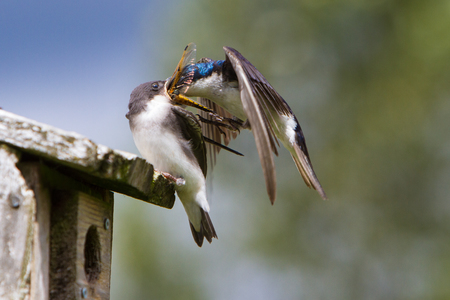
left=131, top=100, right=205, bottom=196
left=186, top=74, right=247, bottom=120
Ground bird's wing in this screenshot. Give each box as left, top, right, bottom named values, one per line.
left=223, top=47, right=292, bottom=120
left=171, top=105, right=207, bottom=177
left=224, top=46, right=327, bottom=200
left=197, top=97, right=240, bottom=169
left=224, top=47, right=278, bottom=204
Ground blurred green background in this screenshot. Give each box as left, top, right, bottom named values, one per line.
left=2, top=0, right=450, bottom=299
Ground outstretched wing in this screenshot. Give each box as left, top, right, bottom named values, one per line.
left=223, top=47, right=278, bottom=204
left=224, top=46, right=327, bottom=200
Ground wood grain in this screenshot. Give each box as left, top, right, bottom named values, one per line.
left=50, top=189, right=113, bottom=300
left=0, top=109, right=175, bottom=208
left=19, top=162, right=52, bottom=300
left=0, top=145, right=35, bottom=299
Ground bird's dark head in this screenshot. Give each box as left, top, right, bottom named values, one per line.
left=126, top=80, right=166, bottom=119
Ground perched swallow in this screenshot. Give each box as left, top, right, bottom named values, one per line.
left=126, top=80, right=217, bottom=247
left=174, top=43, right=327, bottom=203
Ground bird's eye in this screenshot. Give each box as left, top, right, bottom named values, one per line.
left=151, top=82, right=159, bottom=90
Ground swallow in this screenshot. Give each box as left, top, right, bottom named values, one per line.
left=126, top=80, right=217, bottom=246
left=172, top=43, right=327, bottom=203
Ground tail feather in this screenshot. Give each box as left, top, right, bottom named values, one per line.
left=189, top=209, right=218, bottom=247
left=201, top=209, right=217, bottom=243
left=190, top=222, right=205, bottom=247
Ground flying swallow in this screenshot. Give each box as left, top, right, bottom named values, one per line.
left=172, top=43, right=327, bottom=203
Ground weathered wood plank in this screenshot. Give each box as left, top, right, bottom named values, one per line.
left=49, top=189, right=113, bottom=300
left=49, top=190, right=79, bottom=300
left=76, top=191, right=113, bottom=300
left=0, top=109, right=175, bottom=208
left=1, top=110, right=178, bottom=299
left=19, top=163, right=52, bottom=300
left=0, top=145, right=35, bottom=299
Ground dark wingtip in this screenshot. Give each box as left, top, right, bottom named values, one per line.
left=269, top=193, right=276, bottom=205
left=317, top=188, right=328, bottom=200
left=291, top=143, right=328, bottom=201
left=264, top=173, right=277, bottom=205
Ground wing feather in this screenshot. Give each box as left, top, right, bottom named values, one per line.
left=171, top=105, right=207, bottom=177
left=224, top=46, right=327, bottom=201
left=197, top=97, right=239, bottom=170
left=292, top=143, right=328, bottom=200
left=224, top=47, right=277, bottom=204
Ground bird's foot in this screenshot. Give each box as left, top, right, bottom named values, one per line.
left=197, top=114, right=244, bottom=133
left=160, top=171, right=186, bottom=186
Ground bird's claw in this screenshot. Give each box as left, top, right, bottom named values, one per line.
left=160, top=171, right=186, bottom=186
left=197, top=114, right=243, bottom=133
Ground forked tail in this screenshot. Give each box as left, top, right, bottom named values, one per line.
left=189, top=209, right=218, bottom=247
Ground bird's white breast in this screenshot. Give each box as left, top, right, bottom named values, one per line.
left=130, top=95, right=206, bottom=201
left=131, top=95, right=178, bottom=171
left=186, top=73, right=246, bottom=120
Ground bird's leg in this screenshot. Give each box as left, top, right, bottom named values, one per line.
left=159, top=171, right=186, bottom=186
left=170, top=93, right=246, bottom=131
left=241, top=119, right=251, bottom=130
left=228, top=117, right=246, bottom=131
left=197, top=115, right=244, bottom=133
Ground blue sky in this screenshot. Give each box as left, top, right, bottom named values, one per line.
left=0, top=1, right=175, bottom=150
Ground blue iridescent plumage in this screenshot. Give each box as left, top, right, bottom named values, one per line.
left=184, top=60, right=225, bottom=82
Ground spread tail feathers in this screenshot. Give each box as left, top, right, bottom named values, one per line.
left=189, top=209, right=218, bottom=247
